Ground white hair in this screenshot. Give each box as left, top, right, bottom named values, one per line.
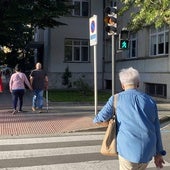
left=119, top=67, right=140, bottom=85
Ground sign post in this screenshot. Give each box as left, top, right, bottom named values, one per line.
left=89, top=15, right=98, bottom=115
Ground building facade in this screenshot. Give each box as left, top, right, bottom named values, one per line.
left=115, top=25, right=170, bottom=98
left=34, top=0, right=104, bottom=90
left=34, top=0, right=170, bottom=99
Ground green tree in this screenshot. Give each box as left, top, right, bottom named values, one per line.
left=0, top=0, right=72, bottom=66
left=120, top=0, right=170, bottom=30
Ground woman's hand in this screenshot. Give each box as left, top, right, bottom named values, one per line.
left=154, top=154, right=165, bottom=168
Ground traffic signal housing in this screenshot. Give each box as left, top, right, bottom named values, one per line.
left=104, top=6, right=117, bottom=35
left=120, top=40, right=129, bottom=49
left=119, top=30, right=129, bottom=49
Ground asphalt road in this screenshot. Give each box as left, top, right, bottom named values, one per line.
left=0, top=125, right=169, bottom=170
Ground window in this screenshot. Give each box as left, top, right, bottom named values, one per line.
left=129, top=33, right=137, bottom=58
left=72, top=0, right=88, bottom=17
left=145, top=83, right=167, bottom=98
left=105, top=80, right=112, bottom=89
left=150, top=25, right=169, bottom=56
left=65, top=39, right=89, bottom=62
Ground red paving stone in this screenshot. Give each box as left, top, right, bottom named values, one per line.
left=0, top=109, right=98, bottom=136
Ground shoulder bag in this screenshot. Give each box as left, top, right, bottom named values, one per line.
left=100, top=94, right=118, bottom=156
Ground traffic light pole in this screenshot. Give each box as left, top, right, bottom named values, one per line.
left=112, top=34, right=115, bottom=95
left=104, top=5, right=117, bottom=95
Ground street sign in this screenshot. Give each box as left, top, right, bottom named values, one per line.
left=89, top=15, right=97, bottom=46
left=89, top=15, right=98, bottom=115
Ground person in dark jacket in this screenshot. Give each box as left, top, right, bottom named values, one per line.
left=30, top=62, right=48, bottom=113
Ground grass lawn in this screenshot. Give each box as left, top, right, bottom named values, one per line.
left=47, top=89, right=111, bottom=103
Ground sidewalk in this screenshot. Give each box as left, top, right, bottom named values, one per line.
left=0, top=90, right=170, bottom=137
left=0, top=90, right=101, bottom=137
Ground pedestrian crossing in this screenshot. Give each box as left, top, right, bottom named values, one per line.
left=0, top=132, right=169, bottom=170
left=0, top=132, right=118, bottom=170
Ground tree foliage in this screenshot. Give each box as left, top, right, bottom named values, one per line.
left=0, top=0, right=72, bottom=66
left=120, top=0, right=170, bottom=30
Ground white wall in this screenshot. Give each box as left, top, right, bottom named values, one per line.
left=41, top=0, right=104, bottom=89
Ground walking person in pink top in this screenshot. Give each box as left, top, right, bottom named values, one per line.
left=9, top=64, right=32, bottom=114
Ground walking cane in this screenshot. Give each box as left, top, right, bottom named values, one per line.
left=46, top=89, right=49, bottom=112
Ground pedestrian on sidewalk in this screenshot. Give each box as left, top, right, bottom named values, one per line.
left=0, top=70, right=3, bottom=93
left=30, top=62, right=48, bottom=113
left=93, top=67, right=166, bottom=169
left=9, top=64, right=32, bottom=114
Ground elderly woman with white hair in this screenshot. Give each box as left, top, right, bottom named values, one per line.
left=93, top=67, right=166, bottom=170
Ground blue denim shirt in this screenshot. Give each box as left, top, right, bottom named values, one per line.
left=93, top=89, right=164, bottom=163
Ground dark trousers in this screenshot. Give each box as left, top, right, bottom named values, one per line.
left=12, top=89, right=25, bottom=111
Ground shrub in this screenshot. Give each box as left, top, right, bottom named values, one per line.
left=74, top=75, right=91, bottom=95
left=62, top=66, right=72, bottom=88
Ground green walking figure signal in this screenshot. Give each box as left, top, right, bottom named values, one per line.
left=120, top=40, right=129, bottom=49
left=119, top=30, right=129, bottom=49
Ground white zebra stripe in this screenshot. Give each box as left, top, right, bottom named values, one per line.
left=0, top=160, right=169, bottom=170
left=0, top=160, right=118, bottom=170
left=0, top=132, right=104, bottom=145
left=0, top=145, right=101, bottom=160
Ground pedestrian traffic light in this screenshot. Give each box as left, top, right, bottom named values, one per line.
left=119, top=30, right=129, bottom=49
left=104, top=6, right=117, bottom=35
left=120, top=30, right=129, bottom=39
left=120, top=40, right=129, bottom=49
